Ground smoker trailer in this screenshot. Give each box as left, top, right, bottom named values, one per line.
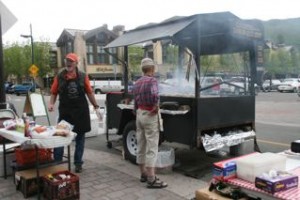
left=104, top=12, right=264, bottom=163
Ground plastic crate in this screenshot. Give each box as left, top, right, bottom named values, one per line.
left=42, top=170, right=79, bottom=200
left=15, top=147, right=52, bottom=166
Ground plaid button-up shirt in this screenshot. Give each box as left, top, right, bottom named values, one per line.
left=133, top=76, right=159, bottom=111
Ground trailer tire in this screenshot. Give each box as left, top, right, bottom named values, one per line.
left=123, top=120, right=137, bottom=164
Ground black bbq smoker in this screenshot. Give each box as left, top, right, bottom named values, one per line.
left=104, top=12, right=264, bottom=163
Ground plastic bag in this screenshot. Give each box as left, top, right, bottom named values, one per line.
left=56, top=120, right=74, bottom=131
left=3, top=119, right=16, bottom=130
left=95, top=108, right=103, bottom=121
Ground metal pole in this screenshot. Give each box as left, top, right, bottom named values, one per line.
left=0, top=15, right=7, bottom=109
left=30, top=24, right=34, bottom=65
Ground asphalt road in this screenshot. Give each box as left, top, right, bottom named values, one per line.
left=255, top=92, right=300, bottom=153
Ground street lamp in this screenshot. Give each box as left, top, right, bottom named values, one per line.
left=21, top=23, right=34, bottom=65
left=21, top=24, right=36, bottom=92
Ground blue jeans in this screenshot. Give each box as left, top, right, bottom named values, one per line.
left=54, top=132, right=86, bottom=166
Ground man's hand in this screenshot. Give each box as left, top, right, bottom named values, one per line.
left=149, top=105, right=158, bottom=115
left=48, top=104, right=54, bottom=112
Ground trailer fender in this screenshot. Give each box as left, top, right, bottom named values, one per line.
left=117, top=109, right=136, bottom=135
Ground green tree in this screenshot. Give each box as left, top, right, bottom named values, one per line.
left=3, top=41, right=52, bottom=83
left=263, top=47, right=300, bottom=77
left=128, top=46, right=144, bottom=77
left=276, top=49, right=292, bottom=75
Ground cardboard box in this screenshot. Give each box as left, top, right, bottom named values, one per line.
left=213, top=160, right=236, bottom=181
left=15, top=164, right=67, bottom=198
left=213, top=152, right=259, bottom=181
left=255, top=171, right=298, bottom=194
left=43, top=170, right=80, bottom=200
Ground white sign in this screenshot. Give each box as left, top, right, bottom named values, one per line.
left=0, top=1, right=17, bottom=34
left=29, top=93, right=47, bottom=117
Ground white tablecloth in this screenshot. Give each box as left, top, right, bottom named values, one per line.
left=0, top=128, right=76, bottom=148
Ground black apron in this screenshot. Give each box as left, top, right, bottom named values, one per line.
left=58, top=76, right=91, bottom=133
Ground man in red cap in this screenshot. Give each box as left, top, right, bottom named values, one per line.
left=48, top=52, right=99, bottom=173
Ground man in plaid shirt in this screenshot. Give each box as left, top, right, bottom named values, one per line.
left=133, top=58, right=168, bottom=189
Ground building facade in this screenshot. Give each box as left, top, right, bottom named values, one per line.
left=56, top=24, right=125, bottom=81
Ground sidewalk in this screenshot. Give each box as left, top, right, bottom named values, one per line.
left=0, top=138, right=208, bottom=200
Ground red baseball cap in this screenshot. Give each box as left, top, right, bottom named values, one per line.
left=66, top=53, right=78, bottom=62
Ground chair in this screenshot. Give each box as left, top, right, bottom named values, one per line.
left=0, top=108, right=18, bottom=144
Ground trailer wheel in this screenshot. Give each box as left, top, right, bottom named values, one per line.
left=123, top=120, right=137, bottom=164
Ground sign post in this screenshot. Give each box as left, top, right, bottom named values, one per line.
left=25, top=64, right=51, bottom=125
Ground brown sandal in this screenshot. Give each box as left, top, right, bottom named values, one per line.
left=147, top=177, right=168, bottom=189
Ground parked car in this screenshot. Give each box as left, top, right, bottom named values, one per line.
left=94, top=85, right=124, bottom=94
left=262, top=79, right=282, bottom=92
left=4, top=82, right=14, bottom=93
left=298, top=85, right=300, bottom=97
left=90, top=80, right=124, bottom=94
left=200, top=76, right=223, bottom=95
left=277, top=78, right=300, bottom=93
left=13, top=82, right=36, bottom=96
left=221, top=76, right=259, bottom=95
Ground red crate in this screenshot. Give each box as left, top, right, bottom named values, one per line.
left=15, top=147, right=52, bottom=166
left=42, top=170, right=80, bottom=200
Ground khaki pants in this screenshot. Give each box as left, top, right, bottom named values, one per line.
left=136, top=109, right=159, bottom=167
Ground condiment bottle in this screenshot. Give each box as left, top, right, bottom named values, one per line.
left=22, top=113, right=30, bottom=137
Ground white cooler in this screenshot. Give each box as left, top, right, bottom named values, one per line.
left=236, top=152, right=286, bottom=182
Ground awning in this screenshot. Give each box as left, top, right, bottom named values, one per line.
left=105, top=17, right=195, bottom=48
left=105, top=12, right=264, bottom=55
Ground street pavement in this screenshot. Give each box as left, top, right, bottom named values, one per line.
left=0, top=134, right=207, bottom=200
left=0, top=94, right=207, bottom=200
left=1, top=93, right=299, bottom=199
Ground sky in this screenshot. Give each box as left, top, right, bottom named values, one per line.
left=2, top=0, right=300, bottom=44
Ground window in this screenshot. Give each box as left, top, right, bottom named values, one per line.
left=86, top=44, right=94, bottom=64
left=162, top=44, right=178, bottom=64
left=97, top=45, right=108, bottom=64
left=67, top=42, right=73, bottom=53
left=109, top=48, right=117, bottom=64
